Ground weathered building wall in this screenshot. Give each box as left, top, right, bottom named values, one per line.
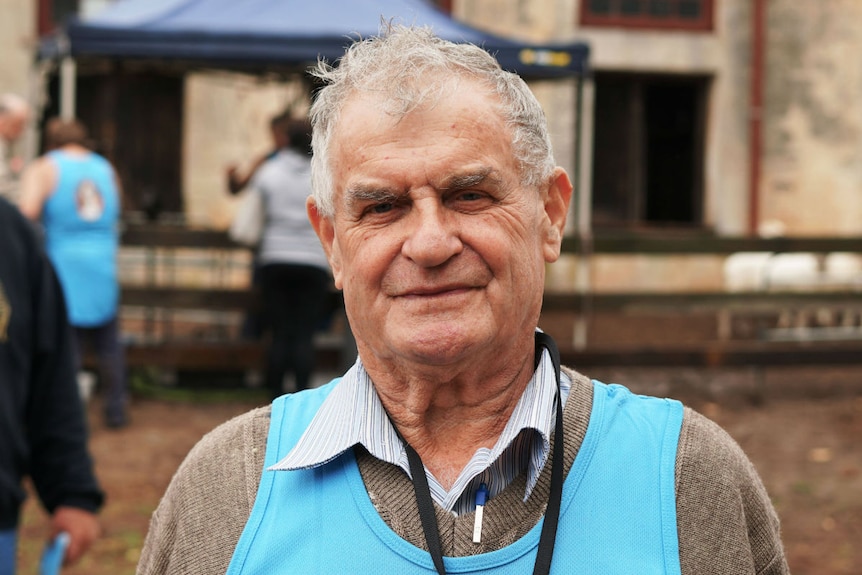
left=0, top=0, right=37, bottom=160
left=762, top=0, right=862, bottom=235
left=183, top=72, right=308, bottom=227
left=0, top=0, right=34, bottom=95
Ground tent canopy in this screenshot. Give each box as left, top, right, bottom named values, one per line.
left=41, top=0, right=588, bottom=78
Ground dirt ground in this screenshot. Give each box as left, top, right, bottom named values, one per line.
left=15, top=368, right=862, bottom=575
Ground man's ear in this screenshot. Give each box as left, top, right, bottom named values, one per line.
left=307, top=197, right=343, bottom=289
left=542, top=167, right=573, bottom=263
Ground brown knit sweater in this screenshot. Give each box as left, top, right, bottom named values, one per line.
left=136, top=369, right=789, bottom=574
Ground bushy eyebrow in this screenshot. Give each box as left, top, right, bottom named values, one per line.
left=344, top=184, right=404, bottom=211
left=439, top=167, right=499, bottom=191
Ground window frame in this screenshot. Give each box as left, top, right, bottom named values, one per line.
left=579, top=0, right=714, bottom=32
left=590, top=72, right=709, bottom=230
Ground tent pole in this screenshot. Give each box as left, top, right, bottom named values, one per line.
left=576, top=75, right=594, bottom=242
left=24, top=60, right=51, bottom=163
left=60, top=57, right=77, bottom=120
left=573, top=74, right=595, bottom=351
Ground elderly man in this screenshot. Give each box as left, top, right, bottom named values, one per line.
left=137, top=26, right=788, bottom=575
left=0, top=93, right=31, bottom=202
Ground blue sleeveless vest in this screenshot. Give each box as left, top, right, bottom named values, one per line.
left=227, top=379, right=684, bottom=574
left=42, top=150, right=120, bottom=326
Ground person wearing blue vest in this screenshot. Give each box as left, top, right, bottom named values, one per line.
left=136, top=25, right=789, bottom=575
left=19, top=117, right=128, bottom=429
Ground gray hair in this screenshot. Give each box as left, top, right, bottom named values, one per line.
left=308, top=24, right=556, bottom=217
left=0, top=93, right=30, bottom=117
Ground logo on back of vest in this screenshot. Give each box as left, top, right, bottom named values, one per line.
left=76, top=179, right=105, bottom=221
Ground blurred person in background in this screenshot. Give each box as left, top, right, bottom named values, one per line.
left=0, top=93, right=31, bottom=203
left=226, top=112, right=290, bottom=196
left=225, top=112, right=292, bottom=342
left=0, top=196, right=104, bottom=574
left=253, top=117, right=332, bottom=399
left=18, top=117, right=129, bottom=429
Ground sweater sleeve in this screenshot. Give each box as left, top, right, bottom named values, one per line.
left=136, top=406, right=270, bottom=575
left=675, top=407, right=789, bottom=575
left=23, top=217, right=104, bottom=516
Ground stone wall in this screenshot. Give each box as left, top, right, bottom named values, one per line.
left=762, top=0, right=862, bottom=235
left=0, top=0, right=37, bottom=160
left=183, top=72, right=308, bottom=227
left=0, top=0, right=34, bottom=95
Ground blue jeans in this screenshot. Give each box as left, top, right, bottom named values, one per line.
left=72, top=316, right=128, bottom=426
left=0, top=529, right=16, bottom=575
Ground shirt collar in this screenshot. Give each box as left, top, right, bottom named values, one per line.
left=270, top=348, right=570, bottom=513
left=270, top=358, right=402, bottom=472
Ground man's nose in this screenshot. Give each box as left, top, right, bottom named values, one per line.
left=401, top=200, right=463, bottom=267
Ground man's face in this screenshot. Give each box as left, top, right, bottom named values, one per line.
left=309, top=81, right=571, bottom=370
left=0, top=111, right=27, bottom=142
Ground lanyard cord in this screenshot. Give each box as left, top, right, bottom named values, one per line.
left=402, top=332, right=564, bottom=575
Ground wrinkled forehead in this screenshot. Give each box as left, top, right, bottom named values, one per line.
left=328, top=83, right=518, bottom=196
left=330, top=83, right=510, bottom=161
left=349, top=73, right=500, bottom=122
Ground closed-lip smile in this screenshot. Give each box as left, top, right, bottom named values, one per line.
left=398, top=283, right=475, bottom=297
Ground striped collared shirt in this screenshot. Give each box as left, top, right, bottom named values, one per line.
left=271, top=349, right=572, bottom=516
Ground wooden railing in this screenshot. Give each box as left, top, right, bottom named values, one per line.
left=551, top=230, right=862, bottom=367
left=102, top=222, right=353, bottom=373
left=105, top=223, right=862, bottom=374
left=561, top=232, right=862, bottom=254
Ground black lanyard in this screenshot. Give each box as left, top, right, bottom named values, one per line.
left=401, top=331, right=564, bottom=575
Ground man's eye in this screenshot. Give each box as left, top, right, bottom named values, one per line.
left=451, top=190, right=495, bottom=207
left=371, top=203, right=394, bottom=214
left=458, top=191, right=484, bottom=201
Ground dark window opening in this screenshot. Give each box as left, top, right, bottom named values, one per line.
left=591, top=73, right=708, bottom=230
left=581, top=0, right=713, bottom=31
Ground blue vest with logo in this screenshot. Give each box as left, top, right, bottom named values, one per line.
left=227, top=379, right=684, bottom=574
left=43, top=150, right=119, bottom=326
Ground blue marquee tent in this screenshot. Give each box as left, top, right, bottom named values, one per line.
left=41, top=0, right=589, bottom=78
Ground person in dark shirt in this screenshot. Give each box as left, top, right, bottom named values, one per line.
left=225, top=112, right=293, bottom=341
left=0, top=196, right=103, bottom=573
